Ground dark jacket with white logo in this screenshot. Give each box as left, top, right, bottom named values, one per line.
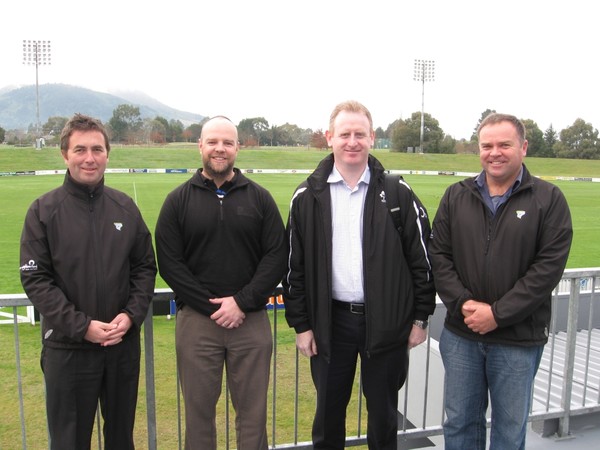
left=20, top=173, right=157, bottom=349
left=283, top=154, right=436, bottom=361
left=429, top=165, right=573, bottom=346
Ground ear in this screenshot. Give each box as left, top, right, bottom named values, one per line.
left=325, top=130, right=333, bottom=148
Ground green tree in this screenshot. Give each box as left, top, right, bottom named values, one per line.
left=391, top=112, right=444, bottom=153
left=471, top=109, right=496, bottom=141
left=522, top=119, right=544, bottom=157
left=542, top=125, right=558, bottom=158
left=146, top=118, right=167, bottom=144
left=169, top=119, right=184, bottom=142
left=108, top=104, right=143, bottom=143
left=184, top=123, right=203, bottom=142
left=237, top=117, right=269, bottom=146
left=277, top=123, right=306, bottom=146
left=437, top=135, right=457, bottom=154
left=554, top=118, right=600, bottom=159
left=42, top=116, right=68, bottom=137
left=310, top=130, right=328, bottom=150
left=0, top=126, right=5, bottom=143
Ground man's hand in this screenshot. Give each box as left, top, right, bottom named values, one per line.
left=462, top=300, right=498, bottom=334
left=408, top=325, right=427, bottom=349
left=85, top=313, right=133, bottom=346
left=210, top=296, right=246, bottom=329
left=296, top=330, right=318, bottom=357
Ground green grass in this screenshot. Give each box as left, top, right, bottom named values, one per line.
left=3, top=144, right=600, bottom=176
left=1, top=170, right=597, bottom=294
left=1, top=145, right=598, bottom=448
left=0, top=310, right=369, bottom=449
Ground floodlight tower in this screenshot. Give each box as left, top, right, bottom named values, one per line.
left=413, top=59, right=435, bottom=153
left=22, top=40, right=52, bottom=147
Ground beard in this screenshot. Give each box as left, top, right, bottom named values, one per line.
left=203, top=158, right=234, bottom=179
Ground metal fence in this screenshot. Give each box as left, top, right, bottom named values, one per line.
left=1, top=268, right=599, bottom=449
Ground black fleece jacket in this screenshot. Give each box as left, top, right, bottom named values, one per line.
left=155, top=169, right=287, bottom=316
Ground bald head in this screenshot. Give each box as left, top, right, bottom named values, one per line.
left=200, top=116, right=238, bottom=142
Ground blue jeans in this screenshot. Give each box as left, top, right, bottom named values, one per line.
left=439, top=328, right=543, bottom=450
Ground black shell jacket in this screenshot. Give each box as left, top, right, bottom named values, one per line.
left=283, top=154, right=436, bottom=361
left=20, top=173, right=157, bottom=349
left=429, top=165, right=573, bottom=346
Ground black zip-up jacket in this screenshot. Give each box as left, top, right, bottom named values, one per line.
left=429, top=165, right=573, bottom=346
left=20, top=173, right=157, bottom=349
left=155, top=169, right=287, bottom=316
left=283, top=154, right=436, bottom=361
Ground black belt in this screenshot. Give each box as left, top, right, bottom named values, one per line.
left=333, top=300, right=365, bottom=315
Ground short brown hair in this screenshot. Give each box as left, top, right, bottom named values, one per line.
left=477, top=113, right=526, bottom=144
left=60, top=114, right=110, bottom=153
left=329, top=100, right=373, bottom=134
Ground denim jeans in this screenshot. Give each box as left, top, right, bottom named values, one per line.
left=439, top=328, right=544, bottom=450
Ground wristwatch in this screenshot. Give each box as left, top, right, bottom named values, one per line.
left=413, top=319, right=428, bottom=330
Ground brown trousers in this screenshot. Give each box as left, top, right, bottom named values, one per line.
left=176, top=305, right=272, bottom=450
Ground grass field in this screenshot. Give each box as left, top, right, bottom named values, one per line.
left=1, top=146, right=599, bottom=294
left=1, top=146, right=599, bottom=448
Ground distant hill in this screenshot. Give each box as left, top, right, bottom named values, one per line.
left=0, top=84, right=205, bottom=130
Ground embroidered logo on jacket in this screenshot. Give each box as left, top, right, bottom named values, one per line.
left=380, top=190, right=387, bottom=203
left=114, top=222, right=123, bottom=231
left=19, top=260, right=38, bottom=272
left=516, top=210, right=526, bottom=219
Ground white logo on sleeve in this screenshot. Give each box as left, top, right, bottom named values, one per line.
left=20, top=260, right=38, bottom=272
left=516, top=210, right=526, bottom=219
left=114, top=222, right=123, bottom=231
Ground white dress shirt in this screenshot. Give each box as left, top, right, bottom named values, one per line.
left=328, top=165, right=370, bottom=303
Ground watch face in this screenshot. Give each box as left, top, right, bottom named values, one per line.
left=414, top=320, right=428, bottom=329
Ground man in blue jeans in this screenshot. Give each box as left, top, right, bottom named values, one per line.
left=429, top=113, right=573, bottom=449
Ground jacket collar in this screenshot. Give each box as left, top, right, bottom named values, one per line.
left=308, top=153, right=386, bottom=192
left=63, top=171, right=104, bottom=200
left=191, top=167, right=249, bottom=190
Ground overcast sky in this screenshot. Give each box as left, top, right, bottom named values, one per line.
left=1, top=0, right=597, bottom=140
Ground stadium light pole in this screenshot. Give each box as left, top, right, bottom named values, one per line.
left=22, top=40, right=52, bottom=148
left=413, top=59, right=435, bottom=153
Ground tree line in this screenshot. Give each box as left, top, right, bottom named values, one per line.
left=2, top=105, right=599, bottom=159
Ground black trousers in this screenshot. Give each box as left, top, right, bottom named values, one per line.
left=310, top=306, right=408, bottom=450
left=41, top=337, right=141, bottom=450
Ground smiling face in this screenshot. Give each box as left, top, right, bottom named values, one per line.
left=479, top=120, right=528, bottom=193
left=326, top=110, right=374, bottom=173
left=62, top=130, right=109, bottom=186
left=199, top=117, right=239, bottom=185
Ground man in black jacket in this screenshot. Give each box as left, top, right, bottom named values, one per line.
left=155, top=116, right=286, bottom=450
left=429, top=113, right=573, bottom=450
left=20, top=114, right=157, bottom=450
left=283, top=101, right=435, bottom=449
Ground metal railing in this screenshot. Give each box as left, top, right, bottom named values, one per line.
left=1, top=268, right=599, bottom=449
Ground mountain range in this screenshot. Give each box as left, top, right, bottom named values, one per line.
left=0, top=84, right=205, bottom=130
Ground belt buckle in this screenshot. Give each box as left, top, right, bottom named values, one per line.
left=349, top=303, right=364, bottom=315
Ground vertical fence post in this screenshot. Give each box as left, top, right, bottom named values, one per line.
left=558, top=276, right=580, bottom=437
left=144, top=302, right=158, bottom=450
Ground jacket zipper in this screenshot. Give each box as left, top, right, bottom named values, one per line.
left=89, top=192, right=107, bottom=323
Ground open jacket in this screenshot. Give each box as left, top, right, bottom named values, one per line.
left=283, top=154, right=436, bottom=361
left=429, top=165, right=573, bottom=346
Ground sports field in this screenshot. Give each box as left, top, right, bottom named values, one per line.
left=1, top=146, right=599, bottom=448
left=1, top=146, right=599, bottom=294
